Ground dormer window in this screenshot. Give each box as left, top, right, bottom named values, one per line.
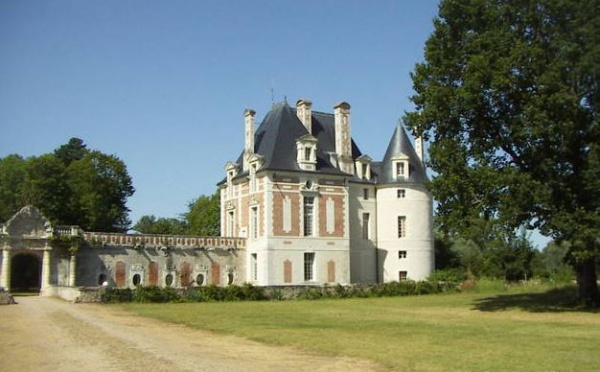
left=296, top=134, right=318, bottom=171
left=355, top=155, right=372, bottom=180
left=391, top=154, right=410, bottom=180
left=396, top=162, right=405, bottom=177
left=247, top=154, right=264, bottom=193
left=225, top=162, right=239, bottom=198
left=305, top=147, right=312, bottom=161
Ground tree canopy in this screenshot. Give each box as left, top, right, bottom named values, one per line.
left=0, top=138, right=134, bottom=232
left=406, top=0, right=600, bottom=303
left=133, top=191, right=220, bottom=236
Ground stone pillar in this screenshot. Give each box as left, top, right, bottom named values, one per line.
left=69, top=254, right=77, bottom=287
left=1, top=248, right=10, bottom=291
left=41, top=249, right=51, bottom=291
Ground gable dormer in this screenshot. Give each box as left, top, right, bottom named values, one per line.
left=296, top=134, right=318, bottom=171
left=248, top=154, right=265, bottom=193
left=391, top=153, right=410, bottom=180
left=225, top=161, right=239, bottom=198
left=355, top=155, right=372, bottom=180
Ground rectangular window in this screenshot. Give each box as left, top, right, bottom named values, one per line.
left=362, top=213, right=370, bottom=239
left=251, top=253, right=258, bottom=281
left=397, top=216, right=406, bottom=238
left=228, top=211, right=235, bottom=237
left=396, top=162, right=405, bottom=178
left=399, top=271, right=408, bottom=281
left=363, top=188, right=369, bottom=200
left=251, top=206, right=258, bottom=239
left=397, top=189, right=406, bottom=198
left=305, top=147, right=312, bottom=161
left=304, top=252, right=315, bottom=281
left=250, top=164, right=257, bottom=192
left=303, top=196, right=315, bottom=236
left=398, top=250, right=407, bottom=259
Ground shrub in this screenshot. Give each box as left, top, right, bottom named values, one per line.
left=133, top=285, right=180, bottom=303
left=101, top=288, right=133, bottom=303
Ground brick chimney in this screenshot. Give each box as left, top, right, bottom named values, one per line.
left=243, top=108, right=256, bottom=172
left=296, top=99, right=312, bottom=133
left=334, top=101, right=354, bottom=174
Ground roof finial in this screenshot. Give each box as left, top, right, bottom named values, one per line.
left=270, top=77, right=275, bottom=107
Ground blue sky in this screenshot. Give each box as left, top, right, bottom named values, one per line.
left=0, top=1, right=551, bottom=247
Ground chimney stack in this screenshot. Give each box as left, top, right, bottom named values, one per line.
left=296, top=99, right=312, bottom=133
left=334, top=101, right=354, bottom=174
left=415, top=136, right=425, bottom=166
left=243, top=108, right=256, bottom=171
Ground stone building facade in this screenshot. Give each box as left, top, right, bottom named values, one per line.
left=219, top=99, right=434, bottom=286
left=0, top=98, right=434, bottom=298
left=0, top=206, right=244, bottom=298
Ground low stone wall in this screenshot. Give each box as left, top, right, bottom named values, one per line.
left=42, top=286, right=84, bottom=302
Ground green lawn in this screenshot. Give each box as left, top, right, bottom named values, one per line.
left=121, top=285, right=600, bottom=371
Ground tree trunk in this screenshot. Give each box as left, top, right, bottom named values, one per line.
left=575, top=257, right=599, bottom=307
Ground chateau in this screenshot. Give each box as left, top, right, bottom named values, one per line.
left=0, top=98, right=433, bottom=299
left=219, top=99, right=434, bottom=286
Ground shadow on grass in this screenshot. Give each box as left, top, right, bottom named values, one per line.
left=473, top=286, right=598, bottom=313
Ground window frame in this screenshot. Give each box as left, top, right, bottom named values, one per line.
left=304, top=252, right=315, bottom=281
left=397, top=216, right=406, bottom=238
left=303, top=196, right=315, bottom=237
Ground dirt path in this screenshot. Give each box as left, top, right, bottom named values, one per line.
left=0, top=296, right=383, bottom=372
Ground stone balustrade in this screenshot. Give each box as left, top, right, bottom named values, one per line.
left=53, top=226, right=245, bottom=250
left=83, top=232, right=245, bottom=250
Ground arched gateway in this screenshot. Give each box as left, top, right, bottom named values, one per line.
left=0, top=206, right=52, bottom=294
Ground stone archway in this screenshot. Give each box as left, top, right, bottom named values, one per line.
left=10, top=254, right=41, bottom=293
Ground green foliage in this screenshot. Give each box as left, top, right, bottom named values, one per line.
left=131, top=190, right=220, bottom=236
left=406, top=0, right=600, bottom=303
left=184, top=191, right=220, bottom=236
left=532, top=240, right=575, bottom=282
left=67, top=150, right=134, bottom=231
left=0, top=138, right=134, bottom=231
left=133, top=215, right=186, bottom=235
left=100, top=287, right=133, bottom=303
left=428, top=268, right=467, bottom=284
left=101, top=281, right=449, bottom=304
left=133, top=285, right=180, bottom=303
left=54, top=138, right=87, bottom=165
left=49, top=235, right=83, bottom=256
left=0, top=154, right=28, bottom=221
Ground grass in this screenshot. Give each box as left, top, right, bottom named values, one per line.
left=120, top=284, right=600, bottom=371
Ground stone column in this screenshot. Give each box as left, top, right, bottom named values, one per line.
left=69, top=254, right=77, bottom=287
left=40, top=248, right=51, bottom=291
left=1, top=248, right=11, bottom=291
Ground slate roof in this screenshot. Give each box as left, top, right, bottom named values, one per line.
left=231, top=101, right=361, bottom=178
left=220, top=101, right=425, bottom=185
left=372, top=120, right=428, bottom=184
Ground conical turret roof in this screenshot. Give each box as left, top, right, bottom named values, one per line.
left=376, top=121, right=427, bottom=184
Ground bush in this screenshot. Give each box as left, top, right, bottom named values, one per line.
left=133, top=285, right=180, bottom=303
left=101, top=288, right=133, bottom=303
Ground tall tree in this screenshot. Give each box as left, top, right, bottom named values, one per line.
left=406, top=0, right=600, bottom=304
left=54, top=137, right=88, bottom=165
left=133, top=215, right=186, bottom=235
left=67, top=151, right=135, bottom=231
left=0, top=155, right=28, bottom=221
left=184, top=191, right=220, bottom=236
left=21, top=154, right=71, bottom=224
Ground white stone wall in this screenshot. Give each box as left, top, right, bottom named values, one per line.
left=247, top=236, right=349, bottom=286
left=348, top=183, right=378, bottom=283
left=375, top=183, right=434, bottom=281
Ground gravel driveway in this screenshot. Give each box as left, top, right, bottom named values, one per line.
left=0, top=296, right=382, bottom=372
